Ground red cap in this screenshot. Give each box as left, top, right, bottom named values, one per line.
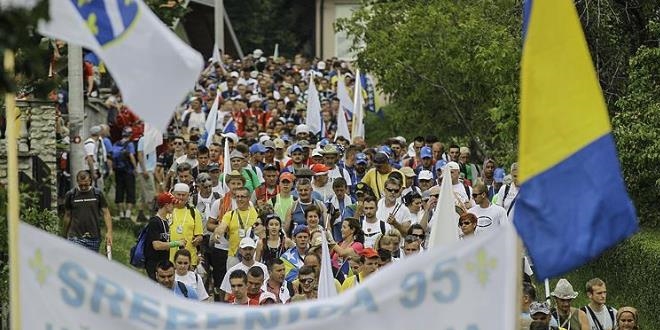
left=361, top=248, right=379, bottom=259
left=279, top=172, right=295, bottom=182
left=311, top=163, right=330, bottom=175
left=156, top=192, right=178, bottom=207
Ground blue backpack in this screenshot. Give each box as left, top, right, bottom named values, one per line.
left=129, top=226, right=149, bottom=268
left=112, top=140, right=133, bottom=171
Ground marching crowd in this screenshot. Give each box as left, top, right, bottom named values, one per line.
left=60, top=50, right=641, bottom=330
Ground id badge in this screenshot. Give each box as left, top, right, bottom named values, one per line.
left=176, top=225, right=184, bottom=234
left=238, top=229, right=246, bottom=238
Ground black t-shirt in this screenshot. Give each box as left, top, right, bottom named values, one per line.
left=144, top=215, right=170, bottom=263
left=157, top=152, right=174, bottom=171
left=64, top=188, right=107, bottom=238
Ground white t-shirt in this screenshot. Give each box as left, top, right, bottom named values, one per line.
left=185, top=110, right=207, bottom=133
left=312, top=181, right=334, bottom=202
left=208, top=198, right=235, bottom=250
left=328, top=166, right=352, bottom=186
left=361, top=218, right=391, bottom=248
left=495, top=184, right=519, bottom=214
left=175, top=271, right=209, bottom=301
left=83, top=137, right=100, bottom=171
left=220, top=261, right=269, bottom=293
left=585, top=305, right=617, bottom=330
left=467, top=203, right=508, bottom=234
left=376, top=199, right=412, bottom=225
left=408, top=208, right=425, bottom=225
left=196, top=192, right=222, bottom=233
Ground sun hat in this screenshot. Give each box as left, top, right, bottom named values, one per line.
left=551, top=279, right=578, bottom=299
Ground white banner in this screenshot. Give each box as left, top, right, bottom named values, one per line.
left=19, top=222, right=517, bottom=330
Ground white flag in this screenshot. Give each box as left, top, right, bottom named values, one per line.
left=335, top=98, right=351, bottom=142
left=273, top=43, right=279, bottom=60
left=317, top=233, right=338, bottom=299
left=39, top=0, right=203, bottom=131
left=351, top=69, right=365, bottom=139
left=204, top=93, right=221, bottom=147
left=222, top=136, right=231, bottom=190
left=141, top=123, right=163, bottom=157
left=428, top=166, right=460, bottom=248
left=18, top=222, right=517, bottom=329
left=336, top=76, right=354, bottom=117
left=305, top=74, right=322, bottom=135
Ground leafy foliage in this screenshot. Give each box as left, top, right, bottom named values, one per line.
left=336, top=0, right=522, bottom=165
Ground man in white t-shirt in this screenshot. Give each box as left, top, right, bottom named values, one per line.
left=495, top=162, right=519, bottom=218
left=361, top=196, right=391, bottom=248
left=83, top=125, right=106, bottom=189
left=321, top=144, right=352, bottom=186
left=467, top=183, right=508, bottom=234
left=220, top=237, right=268, bottom=301
left=583, top=278, right=617, bottom=330
left=377, top=177, right=412, bottom=235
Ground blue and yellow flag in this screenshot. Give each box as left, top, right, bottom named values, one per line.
left=515, top=0, right=638, bottom=279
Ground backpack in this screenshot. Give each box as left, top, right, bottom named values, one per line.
left=129, top=225, right=149, bottom=268
left=580, top=305, right=615, bottom=330
left=176, top=281, right=189, bottom=298
left=112, top=140, right=132, bottom=170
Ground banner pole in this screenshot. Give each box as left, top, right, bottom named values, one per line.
left=5, top=49, right=22, bottom=330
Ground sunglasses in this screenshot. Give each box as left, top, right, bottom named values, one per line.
left=300, top=278, right=314, bottom=284
left=235, top=195, right=249, bottom=199
left=173, top=141, right=183, bottom=145
left=471, top=192, right=483, bottom=197
left=385, top=187, right=400, bottom=193
left=459, top=221, right=473, bottom=226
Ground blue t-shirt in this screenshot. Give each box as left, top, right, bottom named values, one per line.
left=173, top=281, right=199, bottom=300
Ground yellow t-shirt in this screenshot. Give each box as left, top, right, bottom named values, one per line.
left=170, top=206, right=204, bottom=265
left=221, top=207, right=259, bottom=256
left=361, top=168, right=405, bottom=200
left=340, top=272, right=365, bottom=292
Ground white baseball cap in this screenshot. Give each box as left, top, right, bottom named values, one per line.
left=418, top=170, right=433, bottom=181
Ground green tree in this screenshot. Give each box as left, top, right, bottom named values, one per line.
left=336, top=0, right=522, bottom=164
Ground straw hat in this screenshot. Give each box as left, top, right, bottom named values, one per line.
left=551, top=279, right=578, bottom=299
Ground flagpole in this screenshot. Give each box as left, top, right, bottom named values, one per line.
left=5, top=49, right=22, bottom=330
left=351, top=70, right=359, bottom=138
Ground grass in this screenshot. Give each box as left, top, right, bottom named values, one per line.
left=100, top=219, right=145, bottom=276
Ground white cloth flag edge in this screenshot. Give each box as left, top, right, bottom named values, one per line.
left=428, top=166, right=460, bottom=248
left=18, top=222, right=517, bottom=329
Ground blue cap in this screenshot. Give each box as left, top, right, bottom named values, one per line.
left=494, top=168, right=505, bottom=183
left=292, top=224, right=309, bottom=237
left=319, top=138, right=330, bottom=148
left=420, top=146, right=432, bottom=159
left=249, top=143, right=266, bottom=154
left=355, top=153, right=368, bottom=165
left=378, top=145, right=393, bottom=158
left=289, top=144, right=304, bottom=154
left=435, top=160, right=447, bottom=171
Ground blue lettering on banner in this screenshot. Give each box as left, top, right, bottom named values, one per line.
left=245, top=310, right=280, bottom=330
left=206, top=313, right=237, bottom=328
left=59, top=261, right=88, bottom=308
left=341, top=288, right=378, bottom=315
left=285, top=305, right=301, bottom=324
left=431, top=259, right=460, bottom=303
left=307, top=304, right=341, bottom=320
left=70, top=0, right=139, bottom=46
left=399, top=272, right=426, bottom=308
left=165, top=305, right=198, bottom=330
left=91, top=275, right=126, bottom=317
left=129, top=293, right=160, bottom=328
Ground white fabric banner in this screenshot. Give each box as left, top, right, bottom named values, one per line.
left=39, top=0, right=203, bottom=131
left=19, top=222, right=517, bottom=329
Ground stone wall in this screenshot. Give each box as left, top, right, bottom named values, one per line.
left=0, top=101, right=58, bottom=208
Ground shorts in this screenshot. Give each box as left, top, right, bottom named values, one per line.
left=115, top=170, right=136, bottom=204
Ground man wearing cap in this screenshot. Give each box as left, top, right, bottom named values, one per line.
left=281, top=224, right=310, bottom=282
left=400, top=166, right=421, bottom=197
left=83, top=125, right=106, bottom=189
left=219, top=237, right=268, bottom=301
left=530, top=301, right=560, bottom=330
left=311, top=163, right=334, bottom=201
left=417, top=170, right=435, bottom=194
left=253, top=163, right=280, bottom=208
left=321, top=144, right=352, bottom=187
left=112, top=126, right=138, bottom=221
left=268, top=172, right=297, bottom=221
left=282, top=143, right=307, bottom=174
left=340, top=248, right=380, bottom=292
left=414, top=146, right=436, bottom=182
left=170, top=183, right=204, bottom=268
left=353, top=152, right=369, bottom=184
left=361, top=151, right=404, bottom=200
left=144, top=192, right=184, bottom=280
left=272, top=138, right=290, bottom=168
left=261, top=140, right=281, bottom=171
left=295, top=124, right=311, bottom=143
left=221, top=150, right=259, bottom=194
left=551, top=279, right=590, bottom=330
left=467, top=183, right=508, bottom=234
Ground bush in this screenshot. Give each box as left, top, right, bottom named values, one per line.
left=559, top=229, right=660, bottom=329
